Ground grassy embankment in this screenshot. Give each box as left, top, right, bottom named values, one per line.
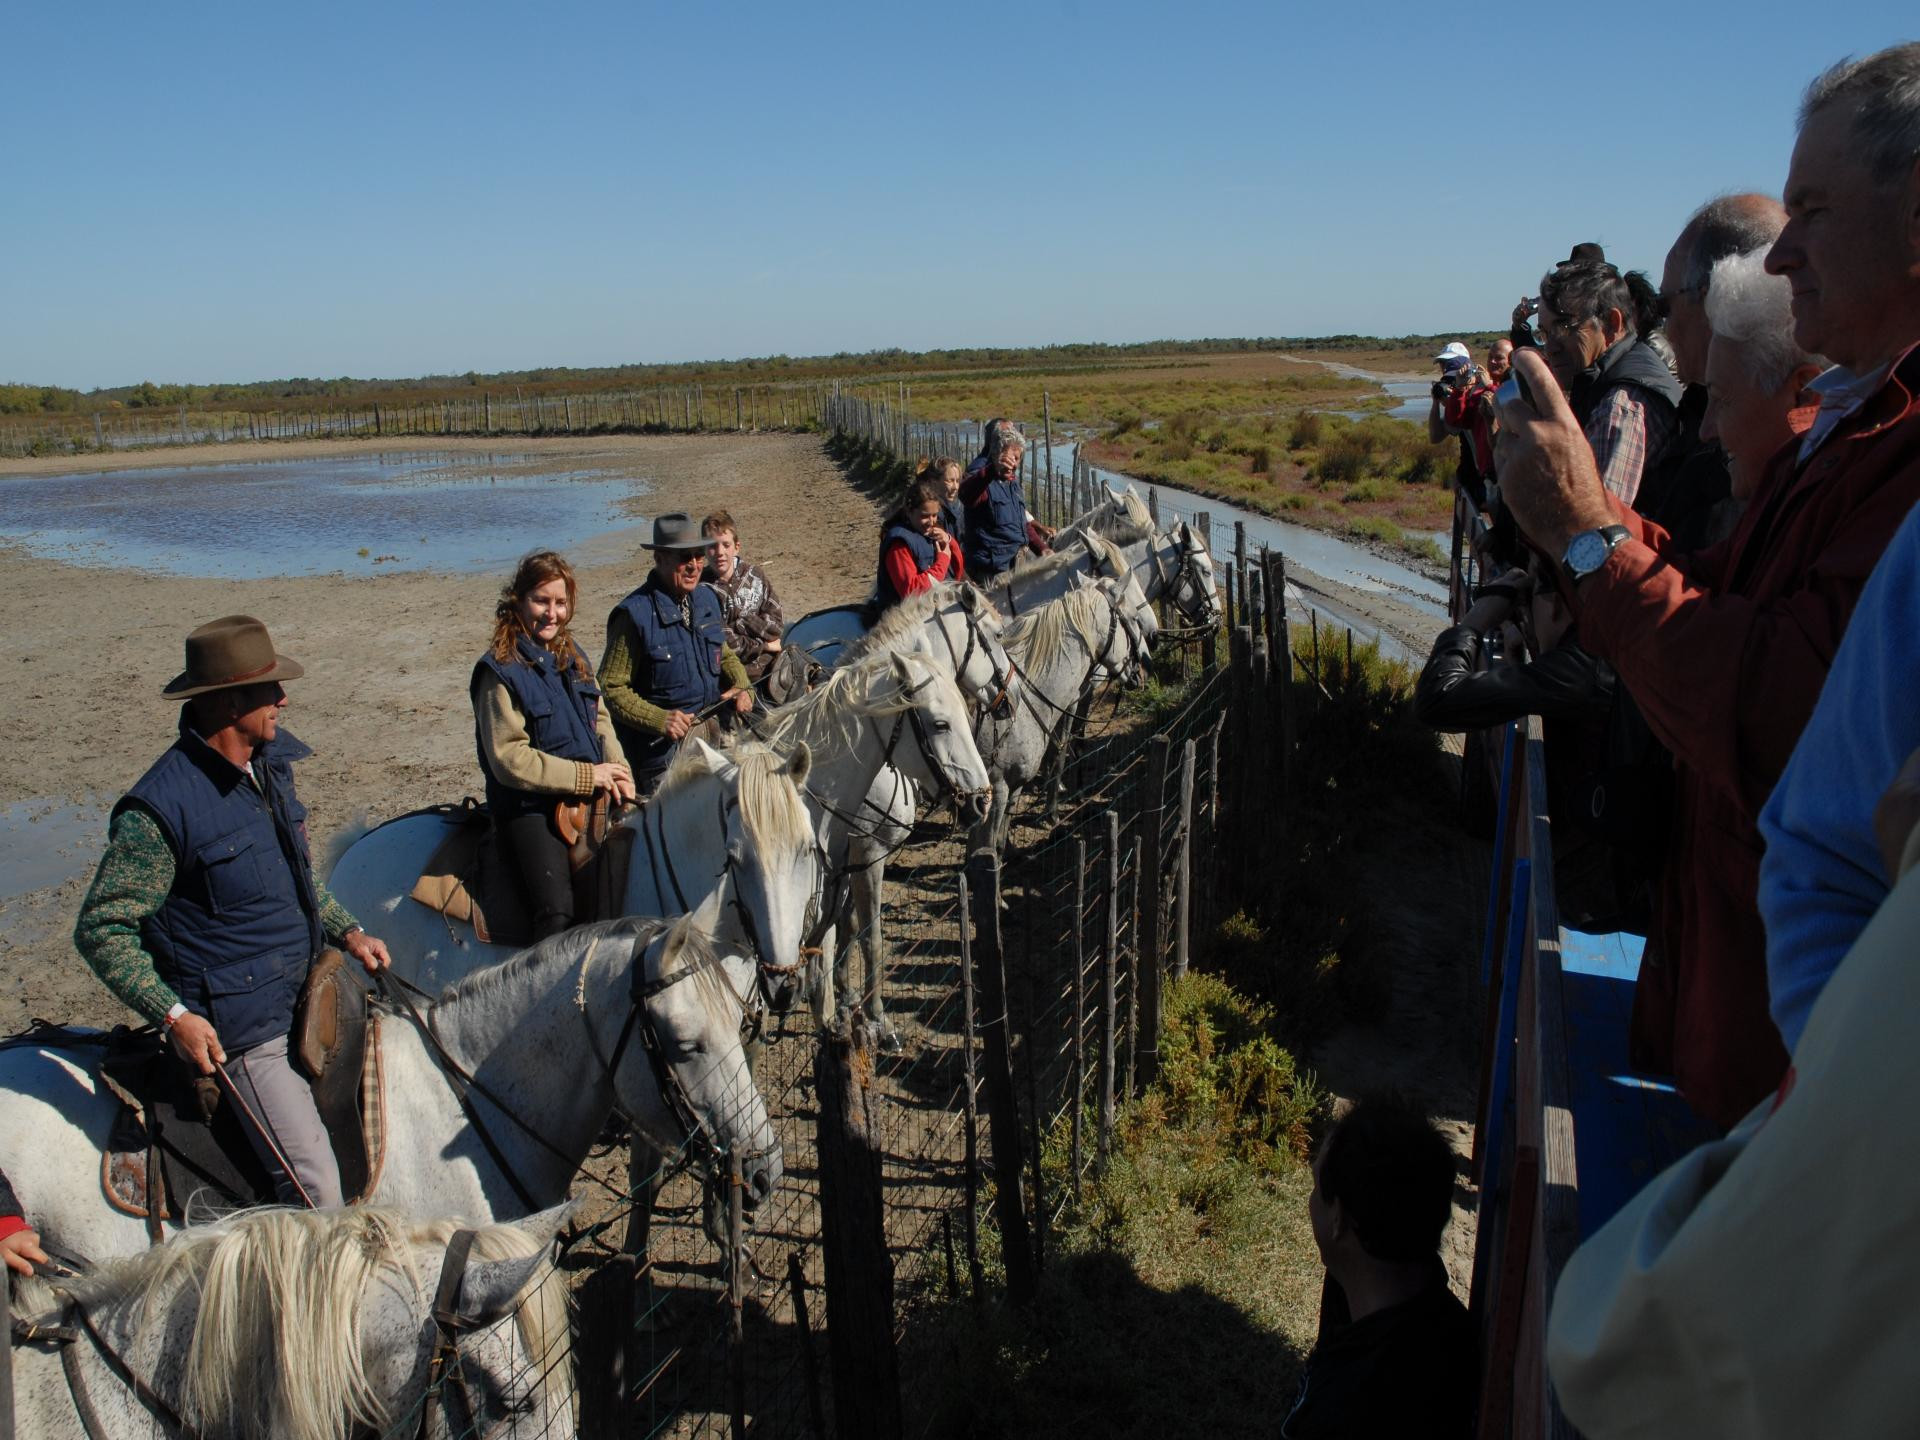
left=902, top=634, right=1470, bottom=1437
left=889, top=351, right=1461, bottom=569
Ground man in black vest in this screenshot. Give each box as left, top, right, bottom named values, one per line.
left=1534, top=259, right=1683, bottom=507
left=73, top=616, right=391, bottom=1208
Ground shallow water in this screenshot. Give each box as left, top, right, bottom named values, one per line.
left=0, top=450, right=653, bottom=578
left=0, top=796, right=107, bottom=902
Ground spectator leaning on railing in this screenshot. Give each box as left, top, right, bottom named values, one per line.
left=1534, top=260, right=1683, bottom=507
left=1493, top=40, right=1920, bottom=1129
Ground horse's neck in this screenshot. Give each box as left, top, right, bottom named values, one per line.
left=1003, top=561, right=1077, bottom=613
left=1014, top=610, right=1102, bottom=721
left=783, top=695, right=894, bottom=852
left=422, top=945, right=623, bottom=1204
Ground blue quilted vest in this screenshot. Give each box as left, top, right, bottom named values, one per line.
left=876, top=521, right=939, bottom=608
left=939, top=498, right=966, bottom=570
left=119, top=722, right=324, bottom=1054
left=610, top=578, right=726, bottom=776
left=472, top=639, right=604, bottom=819
left=965, top=475, right=1028, bottom=577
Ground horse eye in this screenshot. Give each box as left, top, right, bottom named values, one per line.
left=933, top=719, right=951, bottom=733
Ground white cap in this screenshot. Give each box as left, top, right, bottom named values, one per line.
left=1433, top=341, right=1472, bottom=365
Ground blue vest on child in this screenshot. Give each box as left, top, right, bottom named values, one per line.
left=611, top=578, right=727, bottom=776
left=965, top=475, right=1028, bottom=577
left=471, top=639, right=605, bottom=819
left=120, top=722, right=324, bottom=1054
left=876, top=522, right=939, bottom=607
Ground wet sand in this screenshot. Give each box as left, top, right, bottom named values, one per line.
left=0, top=432, right=887, bottom=1032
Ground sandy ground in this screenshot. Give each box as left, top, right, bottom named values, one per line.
left=0, top=433, right=890, bottom=1033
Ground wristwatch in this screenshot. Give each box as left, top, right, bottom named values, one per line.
left=1562, top=524, right=1631, bottom=583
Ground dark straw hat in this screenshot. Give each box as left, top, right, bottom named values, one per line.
left=162, top=615, right=306, bottom=699
left=643, top=512, right=718, bottom=552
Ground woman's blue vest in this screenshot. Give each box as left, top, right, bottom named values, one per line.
left=611, top=578, right=726, bottom=775
left=939, top=498, right=966, bottom=569
left=119, top=722, right=325, bottom=1055
left=965, top=475, right=1027, bottom=577
left=471, top=639, right=605, bottom=819
left=876, top=521, right=939, bottom=608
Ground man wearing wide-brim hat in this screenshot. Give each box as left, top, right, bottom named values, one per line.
left=73, top=616, right=391, bottom=1208
left=599, top=513, right=756, bottom=793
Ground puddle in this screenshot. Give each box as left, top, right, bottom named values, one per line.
left=0, top=796, right=108, bottom=901
left=0, top=451, right=654, bottom=578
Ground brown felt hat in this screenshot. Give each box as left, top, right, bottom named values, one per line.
left=161, top=615, right=306, bottom=699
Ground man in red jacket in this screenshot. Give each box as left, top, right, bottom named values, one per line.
left=1496, top=41, right=1920, bottom=1128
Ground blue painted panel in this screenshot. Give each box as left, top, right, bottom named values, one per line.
left=1557, top=929, right=1720, bottom=1237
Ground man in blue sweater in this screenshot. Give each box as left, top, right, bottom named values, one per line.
left=1759, top=499, right=1920, bottom=1052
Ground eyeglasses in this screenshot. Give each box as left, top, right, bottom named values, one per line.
left=664, top=550, right=706, bottom=566
left=1535, top=312, right=1593, bottom=343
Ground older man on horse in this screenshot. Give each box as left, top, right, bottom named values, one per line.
left=72, top=616, right=392, bottom=1209
left=599, top=512, right=756, bottom=793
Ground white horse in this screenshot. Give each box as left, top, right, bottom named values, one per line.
left=326, top=738, right=820, bottom=1018
left=0, top=913, right=777, bottom=1267
left=743, top=646, right=990, bottom=1030
left=1050, top=483, right=1223, bottom=629
left=11, top=1202, right=575, bottom=1440
left=968, top=574, right=1157, bottom=856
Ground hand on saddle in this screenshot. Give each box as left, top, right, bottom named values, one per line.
left=342, top=926, right=392, bottom=974
left=664, top=709, right=697, bottom=741
left=763, top=636, right=783, bottom=653
left=168, top=1011, right=227, bottom=1075
left=1, top=1226, right=49, bottom=1277
left=593, top=760, right=637, bottom=804
left=724, top=686, right=754, bottom=716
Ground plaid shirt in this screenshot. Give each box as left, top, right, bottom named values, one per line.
left=1585, top=384, right=1677, bottom=507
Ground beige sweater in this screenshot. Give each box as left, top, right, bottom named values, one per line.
left=473, top=668, right=627, bottom=797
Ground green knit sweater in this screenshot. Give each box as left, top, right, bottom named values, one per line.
left=73, top=805, right=361, bottom=1026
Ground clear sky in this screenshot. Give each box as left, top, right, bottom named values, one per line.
left=5, top=2, right=1913, bottom=390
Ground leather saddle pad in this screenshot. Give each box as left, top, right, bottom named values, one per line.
left=408, top=803, right=634, bottom=947
left=100, top=1012, right=387, bottom=1222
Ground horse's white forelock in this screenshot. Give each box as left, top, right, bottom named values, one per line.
left=654, top=912, right=740, bottom=1037
left=1004, top=585, right=1116, bottom=674
left=751, top=650, right=942, bottom=764
left=50, top=1206, right=567, bottom=1440
left=1103, top=487, right=1155, bottom=542
left=725, top=740, right=816, bottom=860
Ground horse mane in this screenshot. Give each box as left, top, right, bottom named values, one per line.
left=748, top=650, right=945, bottom=764
left=22, top=1206, right=567, bottom=1440
left=654, top=737, right=812, bottom=859
left=1086, top=487, right=1155, bottom=544
left=1003, top=584, right=1116, bottom=675
left=1000, top=529, right=1130, bottom=590
left=843, top=583, right=955, bottom=660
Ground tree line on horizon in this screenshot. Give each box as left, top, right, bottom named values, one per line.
left=1, top=332, right=1505, bottom=417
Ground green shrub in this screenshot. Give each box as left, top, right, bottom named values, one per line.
left=1159, top=971, right=1328, bottom=1169
left=1248, top=443, right=1273, bottom=473
left=1317, top=435, right=1371, bottom=484
left=1341, top=478, right=1387, bottom=504
left=1287, top=412, right=1323, bottom=450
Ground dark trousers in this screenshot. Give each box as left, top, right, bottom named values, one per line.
left=500, top=809, right=575, bottom=940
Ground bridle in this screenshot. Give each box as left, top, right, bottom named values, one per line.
left=1147, top=527, right=1217, bottom=626
left=926, top=595, right=1015, bottom=721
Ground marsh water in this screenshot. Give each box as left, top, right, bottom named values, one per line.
left=0, top=450, right=653, bottom=578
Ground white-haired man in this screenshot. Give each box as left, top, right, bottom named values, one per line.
left=1496, top=41, right=1920, bottom=1131
left=1698, top=251, right=1827, bottom=504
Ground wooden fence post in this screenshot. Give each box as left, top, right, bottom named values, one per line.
left=958, top=871, right=985, bottom=1300
left=1261, top=549, right=1296, bottom=801
left=1174, top=738, right=1197, bottom=979
left=814, top=1024, right=904, bottom=1439
left=728, top=1155, right=747, bottom=1440
left=965, top=851, right=1037, bottom=1304
left=1098, top=811, right=1119, bottom=1173
left=788, top=1254, right=828, bottom=1440
left=1071, top=837, right=1087, bottom=1201
left=1137, top=735, right=1172, bottom=1087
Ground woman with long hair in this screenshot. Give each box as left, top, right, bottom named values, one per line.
left=472, top=550, right=634, bottom=939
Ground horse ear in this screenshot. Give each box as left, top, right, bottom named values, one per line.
left=456, top=1203, right=572, bottom=1327
left=1178, top=520, right=1193, bottom=544
left=783, top=740, right=813, bottom=789
left=890, top=651, right=915, bottom=683
left=958, top=583, right=980, bottom=613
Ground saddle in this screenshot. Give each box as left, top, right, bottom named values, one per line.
left=407, top=797, right=635, bottom=947
left=98, top=981, right=385, bottom=1228
left=763, top=645, right=825, bottom=707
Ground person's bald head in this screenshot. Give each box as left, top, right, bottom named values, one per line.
left=1661, top=193, right=1789, bottom=385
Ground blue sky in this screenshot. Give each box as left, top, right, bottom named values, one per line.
left=5, top=2, right=1913, bottom=390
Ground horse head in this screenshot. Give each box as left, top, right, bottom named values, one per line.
left=883, top=651, right=993, bottom=825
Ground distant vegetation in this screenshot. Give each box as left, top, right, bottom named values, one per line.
left=0, top=331, right=1504, bottom=415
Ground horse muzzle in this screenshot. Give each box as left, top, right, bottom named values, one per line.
left=957, top=789, right=992, bottom=825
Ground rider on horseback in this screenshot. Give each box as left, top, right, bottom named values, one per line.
left=473, top=550, right=637, bottom=940
left=599, top=513, right=756, bottom=794
left=72, top=616, right=393, bottom=1209
left=960, top=419, right=1055, bottom=580
left=876, top=476, right=967, bottom=610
